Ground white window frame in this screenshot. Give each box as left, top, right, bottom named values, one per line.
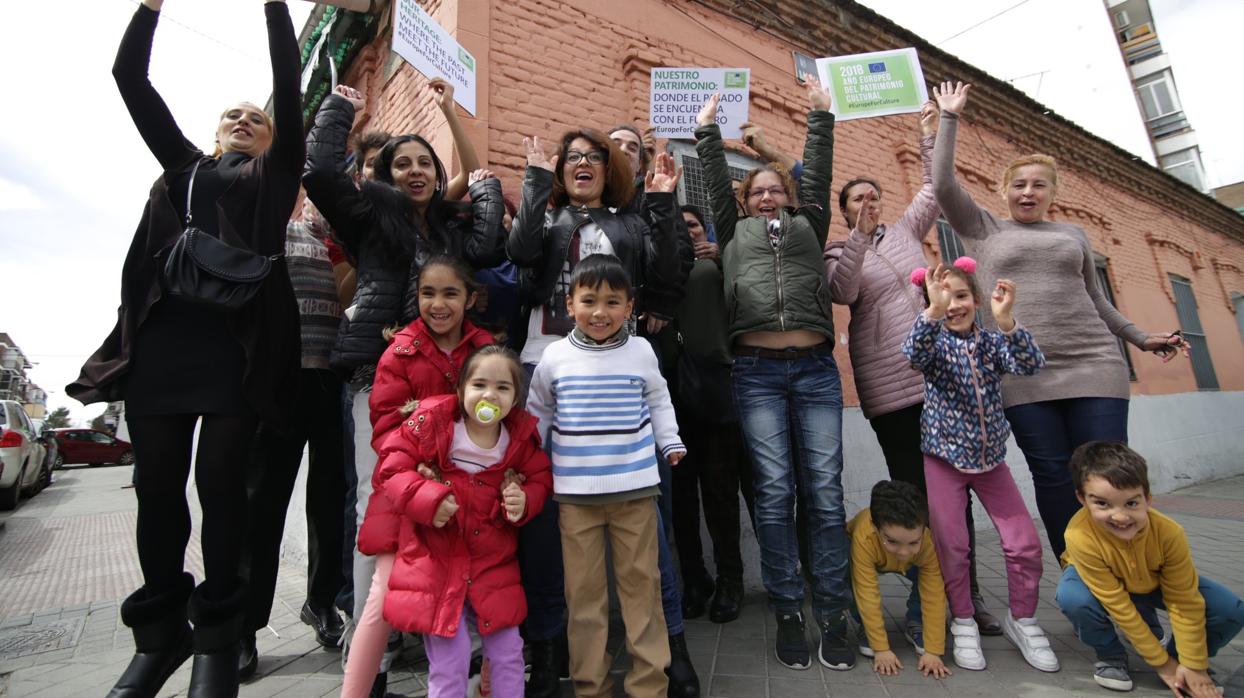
left=1136, top=72, right=1180, bottom=121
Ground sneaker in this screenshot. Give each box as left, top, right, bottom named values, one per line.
left=904, top=621, right=925, bottom=656
left=1003, top=614, right=1060, bottom=672
left=817, top=617, right=856, bottom=671
left=951, top=617, right=986, bottom=671
left=1093, top=659, right=1134, bottom=692
left=774, top=611, right=811, bottom=670
left=856, top=623, right=875, bottom=658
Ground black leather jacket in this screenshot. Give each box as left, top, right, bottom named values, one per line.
left=303, top=95, right=506, bottom=374
left=507, top=166, right=682, bottom=320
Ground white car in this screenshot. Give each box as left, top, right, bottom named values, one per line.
left=1, top=400, right=48, bottom=510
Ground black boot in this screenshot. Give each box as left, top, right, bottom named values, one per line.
left=237, top=634, right=258, bottom=682
left=525, top=635, right=564, bottom=698
left=681, top=572, right=715, bottom=620
left=187, top=580, right=247, bottom=698
left=107, top=573, right=195, bottom=698
left=708, top=577, right=743, bottom=624
left=666, top=632, right=700, bottom=697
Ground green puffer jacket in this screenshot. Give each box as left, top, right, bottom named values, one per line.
left=694, top=110, right=836, bottom=344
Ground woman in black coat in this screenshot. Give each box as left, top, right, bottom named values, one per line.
left=67, top=1, right=303, bottom=696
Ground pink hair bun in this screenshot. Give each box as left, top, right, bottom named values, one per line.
left=953, top=256, right=977, bottom=274
left=910, top=267, right=928, bottom=287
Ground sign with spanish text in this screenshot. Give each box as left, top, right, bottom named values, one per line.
left=392, top=0, right=477, bottom=115
left=815, top=48, right=927, bottom=121
left=650, top=68, right=750, bottom=139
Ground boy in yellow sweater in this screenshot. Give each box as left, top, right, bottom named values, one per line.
left=1057, top=441, right=1244, bottom=696
left=849, top=480, right=950, bottom=678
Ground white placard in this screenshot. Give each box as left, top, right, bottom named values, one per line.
left=391, top=0, right=477, bottom=115
left=650, top=68, right=750, bottom=139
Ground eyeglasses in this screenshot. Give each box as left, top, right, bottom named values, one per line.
left=565, top=150, right=605, bottom=166
left=747, top=186, right=786, bottom=199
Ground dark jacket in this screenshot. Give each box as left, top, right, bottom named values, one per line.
left=619, top=181, right=694, bottom=320
left=694, top=111, right=836, bottom=343
left=67, top=3, right=303, bottom=430
left=506, top=166, right=680, bottom=319
left=302, top=95, right=506, bottom=374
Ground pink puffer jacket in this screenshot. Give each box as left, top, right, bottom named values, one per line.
left=825, top=135, right=940, bottom=419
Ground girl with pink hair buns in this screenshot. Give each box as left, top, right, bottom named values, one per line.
left=902, top=259, right=1060, bottom=674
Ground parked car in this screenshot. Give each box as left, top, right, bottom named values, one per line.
left=31, top=419, right=57, bottom=486
left=52, top=428, right=134, bottom=468
left=1, top=400, right=49, bottom=510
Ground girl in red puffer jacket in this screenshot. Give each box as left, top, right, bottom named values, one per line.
left=347, top=344, right=552, bottom=697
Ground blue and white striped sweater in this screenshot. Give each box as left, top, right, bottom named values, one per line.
left=528, top=334, right=685, bottom=495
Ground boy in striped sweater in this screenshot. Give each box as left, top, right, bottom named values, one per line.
left=527, top=254, right=686, bottom=697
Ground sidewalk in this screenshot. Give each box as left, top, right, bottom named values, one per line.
left=2, top=464, right=1242, bottom=697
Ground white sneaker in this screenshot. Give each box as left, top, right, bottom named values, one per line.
left=951, top=617, right=986, bottom=670
left=1004, top=614, right=1060, bottom=672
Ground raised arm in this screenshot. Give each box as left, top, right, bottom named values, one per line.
left=693, top=95, right=740, bottom=250
left=264, top=0, right=305, bottom=173
left=638, top=152, right=688, bottom=324
left=113, top=3, right=198, bottom=171
left=890, top=102, right=942, bottom=243
left=461, top=170, right=507, bottom=268
left=931, top=82, right=991, bottom=240
left=797, top=76, right=835, bottom=247
left=505, top=137, right=555, bottom=267
left=428, top=79, right=479, bottom=201
left=739, top=122, right=798, bottom=173
left=302, top=89, right=373, bottom=256
left=825, top=237, right=867, bottom=305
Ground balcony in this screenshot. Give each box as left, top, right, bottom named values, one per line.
left=1148, top=111, right=1191, bottom=139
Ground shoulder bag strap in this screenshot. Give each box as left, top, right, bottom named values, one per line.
left=184, top=158, right=202, bottom=227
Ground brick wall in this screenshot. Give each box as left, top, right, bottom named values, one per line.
left=336, top=0, right=1244, bottom=404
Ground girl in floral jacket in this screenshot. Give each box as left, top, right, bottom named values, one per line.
left=901, top=258, right=1058, bottom=675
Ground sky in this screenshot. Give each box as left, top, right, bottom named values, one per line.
left=1, top=0, right=1237, bottom=424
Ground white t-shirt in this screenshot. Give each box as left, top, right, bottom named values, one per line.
left=450, top=419, right=511, bottom=475
left=519, top=222, right=616, bottom=365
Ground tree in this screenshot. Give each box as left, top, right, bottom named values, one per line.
left=45, top=406, right=71, bottom=429
left=89, top=413, right=110, bottom=434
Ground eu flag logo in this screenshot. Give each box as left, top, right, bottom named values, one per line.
left=868, top=62, right=887, bottom=73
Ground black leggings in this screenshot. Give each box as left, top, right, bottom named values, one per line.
left=127, top=414, right=257, bottom=600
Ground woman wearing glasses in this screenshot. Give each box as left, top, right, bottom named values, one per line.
left=505, top=128, right=685, bottom=696
left=693, top=79, right=854, bottom=672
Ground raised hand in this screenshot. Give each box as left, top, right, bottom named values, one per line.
left=502, top=481, right=527, bottom=522
left=696, top=93, right=721, bottom=129
left=919, top=100, right=939, bottom=137
left=469, top=169, right=497, bottom=185
left=523, top=136, right=555, bottom=172
left=804, top=74, right=832, bottom=111
left=432, top=493, right=459, bottom=528
left=428, top=77, right=455, bottom=112
left=924, top=263, right=952, bottom=319
left=644, top=151, right=683, bottom=193
left=991, top=279, right=1017, bottom=332
left=932, top=81, right=971, bottom=115
left=739, top=121, right=769, bottom=153
left=334, top=84, right=365, bottom=114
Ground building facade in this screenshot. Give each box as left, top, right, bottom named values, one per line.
left=295, top=0, right=1244, bottom=512
left=0, top=333, right=46, bottom=419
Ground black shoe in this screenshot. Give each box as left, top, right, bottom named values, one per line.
left=972, top=593, right=1003, bottom=636
left=708, top=578, right=742, bottom=624
left=106, top=625, right=193, bottom=697
left=525, top=636, right=563, bottom=698
left=187, top=645, right=240, bottom=698
left=666, top=632, right=701, bottom=696
left=301, top=601, right=345, bottom=649
left=774, top=611, right=811, bottom=670
left=681, top=572, right=715, bottom=620
left=238, top=634, right=258, bottom=682
left=817, top=615, right=856, bottom=671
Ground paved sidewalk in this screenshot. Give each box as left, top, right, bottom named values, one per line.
left=2, top=465, right=1243, bottom=697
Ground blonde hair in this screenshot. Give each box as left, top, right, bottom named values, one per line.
left=1000, top=154, right=1058, bottom=195
left=211, top=102, right=274, bottom=158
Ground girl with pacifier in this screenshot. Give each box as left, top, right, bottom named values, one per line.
left=901, top=257, right=1059, bottom=674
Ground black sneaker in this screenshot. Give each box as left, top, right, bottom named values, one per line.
left=818, top=616, right=856, bottom=671
left=774, top=611, right=811, bottom=670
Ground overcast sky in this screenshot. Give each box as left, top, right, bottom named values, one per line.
left=1, top=0, right=1236, bottom=424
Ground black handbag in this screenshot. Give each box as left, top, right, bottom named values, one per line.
left=161, top=158, right=282, bottom=310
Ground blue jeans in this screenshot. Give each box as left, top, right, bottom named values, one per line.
left=1056, top=564, right=1244, bottom=662
left=1005, top=398, right=1129, bottom=560
left=732, top=349, right=849, bottom=624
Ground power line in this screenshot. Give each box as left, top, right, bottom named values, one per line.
left=121, top=0, right=263, bottom=61
left=936, top=0, right=1031, bottom=45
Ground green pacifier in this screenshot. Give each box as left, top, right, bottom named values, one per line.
left=474, top=399, right=501, bottom=424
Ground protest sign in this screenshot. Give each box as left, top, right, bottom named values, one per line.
left=650, top=68, right=750, bottom=139
left=815, top=48, right=928, bottom=121
left=392, top=0, right=478, bottom=115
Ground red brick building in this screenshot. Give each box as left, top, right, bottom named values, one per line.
left=297, top=0, right=1244, bottom=499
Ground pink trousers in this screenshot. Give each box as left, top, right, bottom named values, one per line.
left=341, top=553, right=395, bottom=698
left=924, top=456, right=1043, bottom=619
